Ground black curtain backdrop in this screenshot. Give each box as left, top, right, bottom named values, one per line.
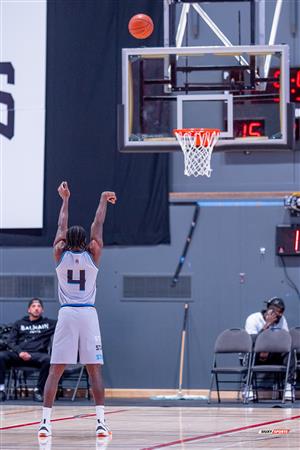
left=1, top=0, right=170, bottom=246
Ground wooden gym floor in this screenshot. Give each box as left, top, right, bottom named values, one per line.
left=1, top=404, right=300, bottom=449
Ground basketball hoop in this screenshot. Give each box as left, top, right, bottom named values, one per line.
left=173, top=128, right=220, bottom=177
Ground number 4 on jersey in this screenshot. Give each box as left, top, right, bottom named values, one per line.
left=67, top=270, right=86, bottom=290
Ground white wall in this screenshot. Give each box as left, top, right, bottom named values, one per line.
left=0, top=0, right=47, bottom=228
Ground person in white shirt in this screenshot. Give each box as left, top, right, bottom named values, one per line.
left=245, top=297, right=294, bottom=400
left=245, top=297, right=288, bottom=335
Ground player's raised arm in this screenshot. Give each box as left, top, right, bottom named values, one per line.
left=53, top=181, right=70, bottom=262
left=88, top=191, right=117, bottom=265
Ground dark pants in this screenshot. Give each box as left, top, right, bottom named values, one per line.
left=255, top=352, right=295, bottom=385
left=0, top=351, right=50, bottom=393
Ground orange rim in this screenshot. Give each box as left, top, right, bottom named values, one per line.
left=173, top=128, right=220, bottom=136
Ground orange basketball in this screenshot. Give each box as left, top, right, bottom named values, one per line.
left=128, top=14, right=154, bottom=39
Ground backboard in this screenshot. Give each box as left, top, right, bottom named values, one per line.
left=118, top=44, right=294, bottom=152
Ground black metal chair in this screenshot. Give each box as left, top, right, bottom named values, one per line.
left=58, top=364, right=90, bottom=401
left=290, top=327, right=300, bottom=394
left=6, top=338, right=53, bottom=400
left=248, top=329, right=292, bottom=403
left=7, top=363, right=90, bottom=401
left=208, top=328, right=253, bottom=404
left=6, top=365, right=40, bottom=400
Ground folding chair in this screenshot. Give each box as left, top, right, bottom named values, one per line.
left=290, top=327, right=300, bottom=393
left=6, top=340, right=53, bottom=400
left=208, top=328, right=252, bottom=404
left=58, top=364, right=90, bottom=401
left=6, top=366, right=40, bottom=400
left=248, top=329, right=292, bottom=403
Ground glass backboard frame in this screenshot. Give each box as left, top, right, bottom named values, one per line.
left=119, top=44, right=291, bottom=152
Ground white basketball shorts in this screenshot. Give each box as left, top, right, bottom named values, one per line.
left=50, top=306, right=104, bottom=364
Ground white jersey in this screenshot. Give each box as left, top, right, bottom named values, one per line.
left=56, top=251, right=98, bottom=305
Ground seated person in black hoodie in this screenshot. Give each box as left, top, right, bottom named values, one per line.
left=0, top=298, right=56, bottom=401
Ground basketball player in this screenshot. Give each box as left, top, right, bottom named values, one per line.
left=38, top=181, right=116, bottom=439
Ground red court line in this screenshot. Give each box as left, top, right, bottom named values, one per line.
left=141, top=414, right=300, bottom=449
left=3, top=408, right=38, bottom=416
left=0, top=408, right=128, bottom=431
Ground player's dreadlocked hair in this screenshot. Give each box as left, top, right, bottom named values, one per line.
left=65, top=225, right=87, bottom=251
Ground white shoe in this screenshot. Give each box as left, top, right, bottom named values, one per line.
left=96, top=435, right=112, bottom=449
left=38, top=435, right=52, bottom=450
left=247, top=388, right=254, bottom=401
left=38, top=419, right=52, bottom=438
left=284, top=383, right=293, bottom=401
left=242, top=387, right=254, bottom=402
left=96, top=420, right=112, bottom=438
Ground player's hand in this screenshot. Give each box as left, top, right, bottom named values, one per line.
left=19, top=352, right=32, bottom=361
left=58, top=181, right=70, bottom=199
left=102, top=191, right=117, bottom=204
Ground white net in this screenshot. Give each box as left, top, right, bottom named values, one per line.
left=174, top=129, right=220, bottom=177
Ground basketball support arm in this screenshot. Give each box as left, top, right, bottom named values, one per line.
left=168, top=0, right=284, bottom=78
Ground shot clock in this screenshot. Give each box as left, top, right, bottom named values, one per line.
left=268, top=67, right=300, bottom=103
left=233, top=119, right=265, bottom=138
left=276, top=225, right=300, bottom=256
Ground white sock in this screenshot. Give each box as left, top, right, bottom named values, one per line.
left=96, top=405, right=105, bottom=423
left=42, top=407, right=52, bottom=423
left=0, top=384, right=5, bottom=391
